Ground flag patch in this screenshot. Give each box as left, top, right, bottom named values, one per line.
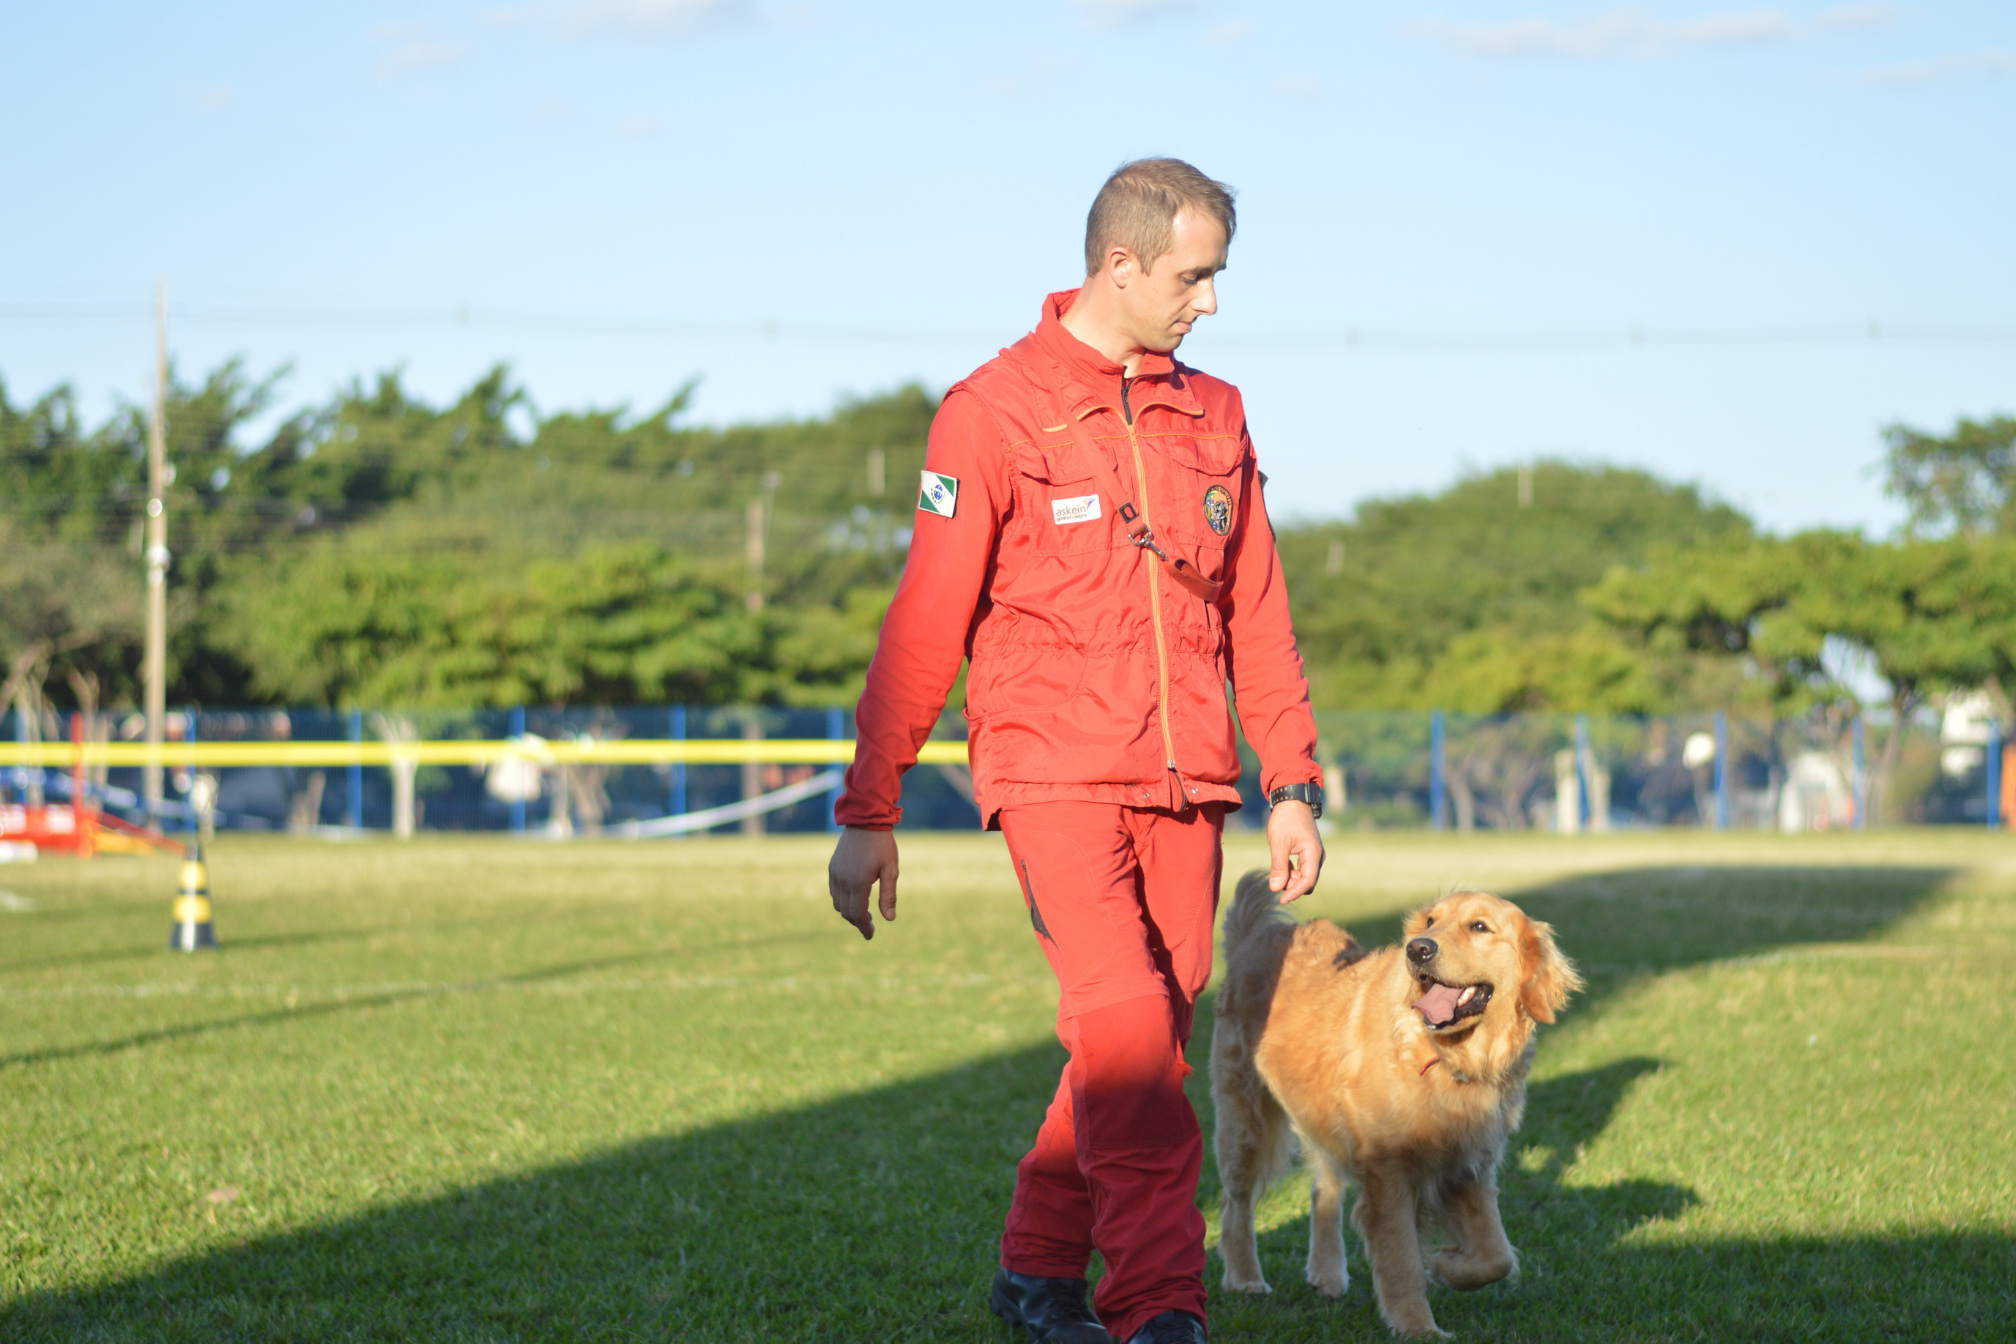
left=918, top=470, right=959, bottom=518
left=1051, top=494, right=1101, bottom=526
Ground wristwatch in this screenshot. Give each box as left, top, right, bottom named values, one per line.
left=1267, top=782, right=1324, bottom=819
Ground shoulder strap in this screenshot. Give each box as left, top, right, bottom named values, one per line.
left=1024, top=354, right=1222, bottom=604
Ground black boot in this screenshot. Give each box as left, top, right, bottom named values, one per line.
left=1125, top=1309, right=1207, bottom=1344
left=989, top=1267, right=1113, bottom=1344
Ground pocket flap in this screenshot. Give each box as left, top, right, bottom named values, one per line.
left=1017, top=441, right=1093, bottom=485
left=1168, top=435, right=1244, bottom=476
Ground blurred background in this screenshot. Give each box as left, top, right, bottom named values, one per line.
left=3, top=1, right=2013, bottom=836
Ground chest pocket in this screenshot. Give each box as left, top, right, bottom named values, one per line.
left=1015, top=441, right=1123, bottom=557
left=1155, top=433, right=1246, bottom=551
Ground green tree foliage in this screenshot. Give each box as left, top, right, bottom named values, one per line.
left=220, top=539, right=888, bottom=709
left=1274, top=462, right=1753, bottom=711
left=12, top=356, right=2015, bottom=734
left=1883, top=413, right=2016, bottom=537
left=1589, top=531, right=2016, bottom=818
left=3, top=361, right=930, bottom=711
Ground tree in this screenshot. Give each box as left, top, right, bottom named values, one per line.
left=1582, top=532, right=1851, bottom=717
left=1796, top=536, right=2016, bottom=821
left=1884, top=414, right=2016, bottom=537
left=1276, top=461, right=1754, bottom=711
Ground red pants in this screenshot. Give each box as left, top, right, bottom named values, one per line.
left=997, top=801, right=1224, bottom=1342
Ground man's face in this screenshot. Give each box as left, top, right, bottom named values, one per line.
left=1119, top=208, right=1228, bottom=354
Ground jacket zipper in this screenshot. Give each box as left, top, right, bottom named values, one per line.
left=1119, top=376, right=1179, bottom=775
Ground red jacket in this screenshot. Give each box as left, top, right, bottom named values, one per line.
left=836, top=289, right=1321, bottom=830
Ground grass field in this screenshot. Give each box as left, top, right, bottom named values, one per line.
left=1, top=827, right=2012, bottom=1342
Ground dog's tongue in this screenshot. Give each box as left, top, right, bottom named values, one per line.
left=1413, top=982, right=1465, bottom=1026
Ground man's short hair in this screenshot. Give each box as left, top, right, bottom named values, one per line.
left=1084, top=158, right=1237, bottom=276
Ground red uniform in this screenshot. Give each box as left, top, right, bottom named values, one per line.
left=837, top=289, right=1321, bottom=1340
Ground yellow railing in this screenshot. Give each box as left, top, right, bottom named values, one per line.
left=0, top=739, right=968, bottom=768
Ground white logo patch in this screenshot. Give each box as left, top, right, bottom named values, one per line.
left=1051, top=494, right=1102, bottom=526
left=917, top=471, right=959, bottom=518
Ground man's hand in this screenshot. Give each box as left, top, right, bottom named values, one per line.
left=828, top=826, right=900, bottom=940
left=1266, top=800, right=1324, bottom=903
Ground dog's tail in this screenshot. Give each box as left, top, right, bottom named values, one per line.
left=1222, top=868, right=1295, bottom=958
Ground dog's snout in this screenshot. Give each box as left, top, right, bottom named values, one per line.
left=1406, top=937, right=1438, bottom=966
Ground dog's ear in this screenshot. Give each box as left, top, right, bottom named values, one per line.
left=1518, top=914, right=1584, bottom=1024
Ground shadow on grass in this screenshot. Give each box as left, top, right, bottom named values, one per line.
left=1213, top=1055, right=2011, bottom=1343
left=0, top=940, right=813, bottom=1071
left=0, top=915, right=826, bottom=977
left=5, top=859, right=2005, bottom=1342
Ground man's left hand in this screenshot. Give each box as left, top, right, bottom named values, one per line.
left=1266, top=800, right=1324, bottom=903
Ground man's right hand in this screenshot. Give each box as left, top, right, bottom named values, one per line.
left=828, top=826, right=900, bottom=940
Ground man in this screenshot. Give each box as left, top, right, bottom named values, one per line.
left=828, top=158, right=1325, bottom=1344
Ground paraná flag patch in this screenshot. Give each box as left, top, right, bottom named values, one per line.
left=918, top=470, right=959, bottom=518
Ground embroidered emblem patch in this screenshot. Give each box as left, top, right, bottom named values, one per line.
left=917, top=470, right=959, bottom=518
left=1051, top=494, right=1102, bottom=526
left=1203, top=484, right=1233, bottom=536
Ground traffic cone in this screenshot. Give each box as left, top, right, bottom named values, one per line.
left=169, top=843, right=218, bottom=952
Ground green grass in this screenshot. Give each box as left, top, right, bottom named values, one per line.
left=1, top=828, right=2012, bottom=1341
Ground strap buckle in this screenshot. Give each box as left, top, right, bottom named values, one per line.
left=1130, top=529, right=1172, bottom=564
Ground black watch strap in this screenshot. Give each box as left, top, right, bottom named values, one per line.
left=1268, top=782, right=1324, bottom=819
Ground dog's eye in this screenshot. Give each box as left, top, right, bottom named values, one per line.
left=1469, top=921, right=1489, bottom=934
left=1424, top=916, right=1435, bottom=928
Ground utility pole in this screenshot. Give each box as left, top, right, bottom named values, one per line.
left=744, top=470, right=780, bottom=614
left=143, top=282, right=170, bottom=819
left=745, top=496, right=767, bottom=615
left=741, top=471, right=780, bottom=835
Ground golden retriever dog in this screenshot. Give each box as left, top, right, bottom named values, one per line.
left=1210, top=872, right=1581, bottom=1338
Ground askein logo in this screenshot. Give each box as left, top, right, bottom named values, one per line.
left=1051, top=494, right=1101, bottom=526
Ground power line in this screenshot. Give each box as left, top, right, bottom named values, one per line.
left=2, top=302, right=2013, bottom=350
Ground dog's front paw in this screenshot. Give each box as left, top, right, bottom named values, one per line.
left=1221, top=1269, right=1272, bottom=1295
left=1432, top=1246, right=1515, bottom=1291
left=1304, top=1265, right=1348, bottom=1298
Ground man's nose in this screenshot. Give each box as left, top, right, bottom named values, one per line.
left=1406, top=937, right=1438, bottom=966
left=1193, top=280, right=1217, bottom=316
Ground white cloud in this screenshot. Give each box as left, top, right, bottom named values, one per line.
left=1860, top=48, right=2016, bottom=85
left=1207, top=20, right=1252, bottom=44
left=980, top=53, right=1081, bottom=99
left=1274, top=71, right=1321, bottom=98
left=370, top=21, right=470, bottom=77
left=615, top=115, right=667, bottom=135
left=1816, top=3, right=1894, bottom=30
left=179, top=83, right=235, bottom=112
left=490, top=0, right=749, bottom=42
left=1075, top=0, right=1199, bottom=32
left=1407, top=5, right=1895, bottom=60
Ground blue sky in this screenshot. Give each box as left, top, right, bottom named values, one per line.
left=3, top=1, right=2011, bottom=533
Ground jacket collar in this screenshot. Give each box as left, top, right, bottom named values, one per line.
left=1027, top=289, right=1203, bottom=421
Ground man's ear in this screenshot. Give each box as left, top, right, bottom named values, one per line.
left=1518, top=915, right=1584, bottom=1024
left=1107, top=246, right=1138, bottom=288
